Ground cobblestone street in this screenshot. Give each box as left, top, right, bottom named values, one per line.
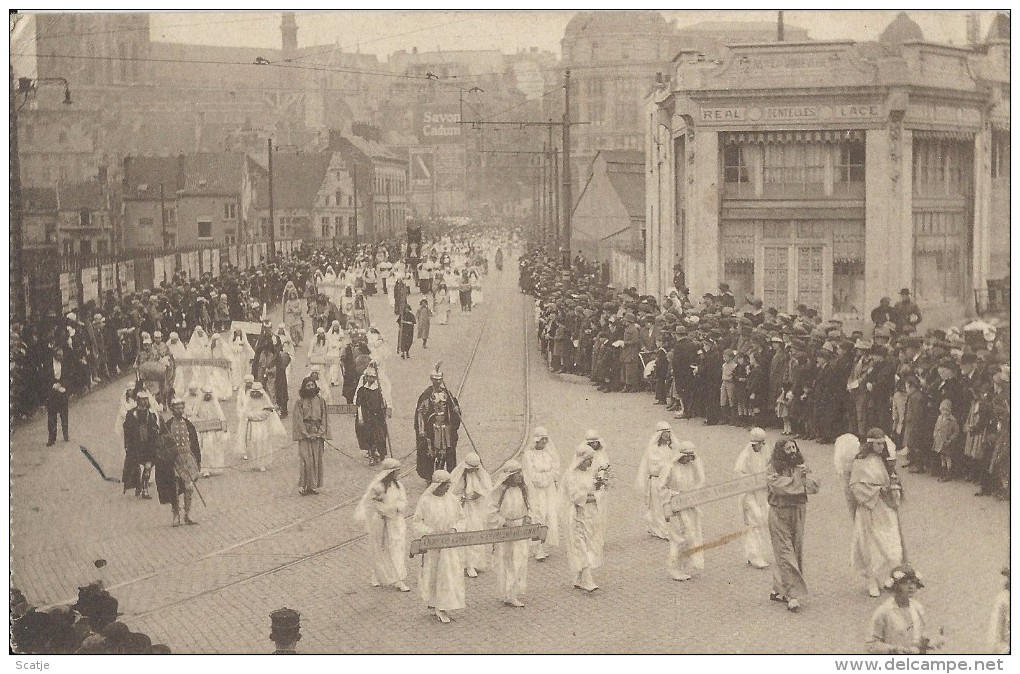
left=10, top=264, right=1009, bottom=653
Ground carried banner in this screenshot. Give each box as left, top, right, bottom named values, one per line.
left=231, top=321, right=265, bottom=337
left=174, top=358, right=232, bottom=369
left=192, top=418, right=227, bottom=433
left=410, top=524, right=547, bottom=557
left=327, top=403, right=392, bottom=418
left=665, top=472, right=768, bottom=516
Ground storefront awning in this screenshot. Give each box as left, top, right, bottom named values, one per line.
left=911, top=129, right=975, bottom=142
left=723, top=130, right=865, bottom=145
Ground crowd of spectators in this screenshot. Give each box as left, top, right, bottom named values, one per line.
left=11, top=574, right=171, bottom=654
left=521, top=244, right=1010, bottom=500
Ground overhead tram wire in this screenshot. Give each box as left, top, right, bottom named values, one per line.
left=280, top=14, right=471, bottom=63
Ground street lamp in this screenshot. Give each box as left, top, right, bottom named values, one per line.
left=10, top=70, right=73, bottom=321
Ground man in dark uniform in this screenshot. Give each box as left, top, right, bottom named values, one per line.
left=155, top=398, right=201, bottom=527
left=414, top=367, right=462, bottom=482
left=122, top=390, right=162, bottom=498
left=670, top=326, right=699, bottom=416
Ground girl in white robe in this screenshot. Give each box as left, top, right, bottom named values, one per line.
left=229, top=329, right=255, bottom=393
left=850, top=443, right=904, bottom=597
left=449, top=452, right=493, bottom=576
left=325, top=323, right=346, bottom=387
left=734, top=429, right=771, bottom=569
left=353, top=458, right=410, bottom=592
left=490, top=461, right=532, bottom=607
left=434, top=283, right=451, bottom=325
left=411, top=470, right=466, bottom=623
left=166, top=332, right=187, bottom=393
left=184, top=326, right=211, bottom=389
left=182, top=383, right=202, bottom=417
left=521, top=427, right=560, bottom=560
left=469, top=269, right=482, bottom=306
left=194, top=385, right=229, bottom=477
left=241, top=383, right=287, bottom=471
left=206, top=334, right=233, bottom=401
left=634, top=422, right=676, bottom=540
left=234, top=375, right=255, bottom=459
left=562, top=445, right=604, bottom=592
left=658, top=442, right=706, bottom=581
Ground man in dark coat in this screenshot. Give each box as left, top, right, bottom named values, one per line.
left=155, top=397, right=201, bottom=527
left=43, top=346, right=73, bottom=447
left=700, top=338, right=724, bottom=425
left=122, top=390, right=162, bottom=498
left=397, top=305, right=416, bottom=359
left=670, top=328, right=699, bottom=415
left=414, top=368, right=462, bottom=482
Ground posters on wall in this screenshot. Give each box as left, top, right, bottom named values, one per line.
left=82, top=267, right=100, bottom=305
left=163, top=255, right=176, bottom=281
left=228, top=245, right=237, bottom=268
left=153, top=257, right=165, bottom=286
left=211, top=250, right=220, bottom=278
left=191, top=251, right=201, bottom=278
left=59, top=272, right=75, bottom=312
left=101, top=263, right=116, bottom=296
left=119, top=261, right=135, bottom=294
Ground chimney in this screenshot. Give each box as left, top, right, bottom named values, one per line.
left=177, top=153, right=186, bottom=191
left=966, top=12, right=980, bottom=46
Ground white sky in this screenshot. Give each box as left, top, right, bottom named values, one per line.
left=10, top=8, right=1005, bottom=77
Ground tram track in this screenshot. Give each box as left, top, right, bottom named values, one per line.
left=120, top=271, right=533, bottom=623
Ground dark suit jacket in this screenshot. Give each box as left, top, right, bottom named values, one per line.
left=42, top=357, right=73, bottom=407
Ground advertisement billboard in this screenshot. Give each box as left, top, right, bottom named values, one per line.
left=409, top=148, right=436, bottom=192
left=417, top=105, right=464, bottom=144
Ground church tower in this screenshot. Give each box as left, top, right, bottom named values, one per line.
left=281, top=12, right=298, bottom=53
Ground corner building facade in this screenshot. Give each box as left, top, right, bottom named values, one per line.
left=646, top=33, right=1009, bottom=327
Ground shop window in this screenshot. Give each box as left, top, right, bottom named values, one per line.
left=763, top=143, right=825, bottom=197
left=912, top=209, right=967, bottom=303
left=832, top=261, right=865, bottom=317
left=723, top=145, right=749, bottom=184
left=835, top=142, right=865, bottom=183
left=913, top=140, right=972, bottom=197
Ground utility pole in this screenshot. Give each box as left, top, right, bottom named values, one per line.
left=561, top=70, right=572, bottom=267
left=777, top=11, right=785, bottom=41
left=268, top=138, right=276, bottom=257
left=10, top=64, right=25, bottom=321
left=160, top=184, right=168, bottom=249
left=553, top=146, right=560, bottom=245
left=540, top=142, right=547, bottom=240
left=384, top=175, right=392, bottom=243
left=351, top=162, right=359, bottom=246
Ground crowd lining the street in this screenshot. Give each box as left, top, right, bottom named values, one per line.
left=520, top=245, right=1011, bottom=500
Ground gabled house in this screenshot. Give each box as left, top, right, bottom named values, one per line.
left=328, top=133, right=409, bottom=241
left=253, top=151, right=356, bottom=242
left=55, top=179, right=117, bottom=257
left=571, top=150, right=646, bottom=263
left=122, top=153, right=261, bottom=250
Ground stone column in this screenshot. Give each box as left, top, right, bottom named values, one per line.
left=685, top=129, right=719, bottom=301
left=864, top=125, right=912, bottom=313
left=972, top=122, right=992, bottom=310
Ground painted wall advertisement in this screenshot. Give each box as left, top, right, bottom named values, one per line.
left=416, top=105, right=464, bottom=144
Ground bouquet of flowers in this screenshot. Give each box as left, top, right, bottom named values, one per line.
left=594, top=465, right=611, bottom=491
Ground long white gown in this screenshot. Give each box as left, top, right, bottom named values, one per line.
left=734, top=442, right=770, bottom=568
left=492, top=485, right=530, bottom=603
left=183, top=328, right=211, bottom=389
left=206, top=336, right=234, bottom=401
left=412, top=490, right=467, bottom=611
left=659, top=456, right=707, bottom=572
left=634, top=438, right=676, bottom=540
left=849, top=453, right=904, bottom=586
left=242, top=394, right=287, bottom=470
left=193, top=395, right=230, bottom=475
left=229, top=333, right=255, bottom=392
left=522, top=444, right=560, bottom=548
left=562, top=466, right=604, bottom=573
left=449, top=464, right=493, bottom=571
left=355, top=481, right=408, bottom=586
